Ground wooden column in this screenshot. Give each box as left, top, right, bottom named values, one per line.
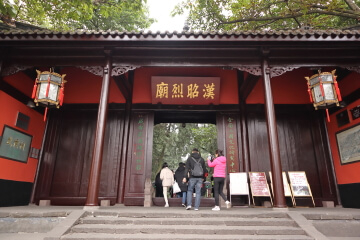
left=261, top=57, right=287, bottom=208
left=240, top=101, right=250, bottom=173
left=85, top=51, right=112, bottom=206
left=117, top=101, right=131, bottom=203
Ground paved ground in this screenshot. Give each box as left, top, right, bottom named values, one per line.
left=0, top=205, right=359, bottom=240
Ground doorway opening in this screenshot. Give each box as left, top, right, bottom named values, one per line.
left=151, top=111, right=218, bottom=206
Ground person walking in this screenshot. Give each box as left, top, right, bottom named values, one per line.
left=207, top=149, right=230, bottom=211
left=154, top=171, right=163, bottom=197
left=183, top=148, right=207, bottom=211
left=160, top=162, right=174, bottom=207
left=174, top=162, right=188, bottom=207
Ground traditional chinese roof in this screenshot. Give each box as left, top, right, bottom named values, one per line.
left=1, top=29, right=360, bottom=41
left=0, top=29, right=360, bottom=68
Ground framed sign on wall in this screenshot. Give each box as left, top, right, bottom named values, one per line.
left=336, top=123, right=360, bottom=165
left=0, top=125, right=32, bottom=163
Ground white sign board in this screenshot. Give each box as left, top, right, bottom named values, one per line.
left=229, top=172, right=249, bottom=195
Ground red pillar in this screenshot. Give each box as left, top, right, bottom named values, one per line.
left=261, top=57, right=287, bottom=208
left=85, top=50, right=112, bottom=206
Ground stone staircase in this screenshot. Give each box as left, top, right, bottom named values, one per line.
left=60, top=210, right=313, bottom=240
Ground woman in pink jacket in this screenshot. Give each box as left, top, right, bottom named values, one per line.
left=207, top=149, right=230, bottom=211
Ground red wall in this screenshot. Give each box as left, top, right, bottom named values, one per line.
left=133, top=67, right=238, bottom=104
left=246, top=68, right=313, bottom=104
left=0, top=91, right=46, bottom=183
left=3, top=67, right=125, bottom=104
left=62, top=67, right=125, bottom=104
left=326, top=72, right=360, bottom=185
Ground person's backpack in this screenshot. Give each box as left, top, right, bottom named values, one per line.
left=191, top=157, right=204, bottom=177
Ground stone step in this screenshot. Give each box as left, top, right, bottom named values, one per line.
left=81, top=216, right=297, bottom=226
left=70, top=224, right=306, bottom=235
left=90, top=211, right=290, bottom=219
left=61, top=233, right=314, bottom=240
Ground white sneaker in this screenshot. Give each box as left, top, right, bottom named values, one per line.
left=212, top=206, right=220, bottom=211
left=186, top=206, right=191, bottom=210
left=225, top=200, right=231, bottom=208
left=165, top=204, right=169, bottom=207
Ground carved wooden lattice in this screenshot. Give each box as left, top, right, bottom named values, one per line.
left=79, top=66, right=138, bottom=77
left=234, top=66, right=299, bottom=77
left=1, top=65, right=32, bottom=76
left=345, top=66, right=360, bottom=74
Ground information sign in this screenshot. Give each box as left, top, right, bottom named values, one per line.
left=288, top=171, right=311, bottom=197
left=249, top=172, right=271, bottom=197
left=229, top=172, right=249, bottom=195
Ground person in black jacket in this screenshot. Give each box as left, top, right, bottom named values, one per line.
left=183, top=148, right=207, bottom=211
left=155, top=172, right=163, bottom=197
left=174, top=162, right=188, bottom=207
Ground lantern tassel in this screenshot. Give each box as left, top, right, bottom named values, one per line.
left=45, top=76, right=51, bottom=98
left=59, top=86, right=64, bottom=106
left=31, top=78, right=38, bottom=99
left=307, top=89, right=313, bottom=103
left=44, top=107, right=48, bottom=122
left=334, top=80, right=342, bottom=102
left=326, top=109, right=330, bottom=122
left=319, top=77, right=325, bottom=97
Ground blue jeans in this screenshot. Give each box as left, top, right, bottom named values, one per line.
left=187, top=177, right=202, bottom=209
left=182, top=191, right=187, bottom=204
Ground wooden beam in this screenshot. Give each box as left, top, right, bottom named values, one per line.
left=239, top=72, right=261, bottom=101
left=113, top=74, right=131, bottom=102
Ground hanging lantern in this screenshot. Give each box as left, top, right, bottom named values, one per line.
left=305, top=70, right=342, bottom=122
left=32, top=69, right=67, bottom=121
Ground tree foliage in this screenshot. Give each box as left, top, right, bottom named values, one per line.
left=0, top=0, right=154, bottom=31
left=152, top=123, right=217, bottom=180
left=173, top=0, right=360, bottom=31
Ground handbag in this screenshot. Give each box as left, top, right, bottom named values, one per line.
left=172, top=181, right=181, bottom=194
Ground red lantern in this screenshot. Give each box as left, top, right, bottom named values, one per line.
left=32, top=69, right=67, bottom=121
left=305, top=70, right=342, bottom=122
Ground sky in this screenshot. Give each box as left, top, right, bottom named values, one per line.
left=146, top=0, right=187, bottom=32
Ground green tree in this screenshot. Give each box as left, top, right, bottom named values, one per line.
left=173, top=0, right=360, bottom=31
left=152, top=123, right=217, bottom=180
left=0, top=0, right=154, bottom=31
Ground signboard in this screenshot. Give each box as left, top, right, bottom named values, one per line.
left=151, top=76, right=220, bottom=105
left=0, top=125, right=32, bottom=163
left=269, top=172, right=292, bottom=197
left=336, top=123, right=360, bottom=165
left=225, top=115, right=240, bottom=173
left=288, top=171, right=311, bottom=197
left=229, top=172, right=249, bottom=195
left=249, top=172, right=271, bottom=197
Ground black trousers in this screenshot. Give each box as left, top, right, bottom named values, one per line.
left=214, top=177, right=227, bottom=206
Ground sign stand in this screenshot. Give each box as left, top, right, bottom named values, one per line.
left=249, top=172, right=273, bottom=207
left=288, top=171, right=315, bottom=207
left=269, top=171, right=295, bottom=206
left=229, top=172, right=250, bottom=207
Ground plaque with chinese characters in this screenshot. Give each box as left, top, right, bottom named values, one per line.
left=151, top=76, right=220, bottom=105
left=0, top=125, right=32, bottom=163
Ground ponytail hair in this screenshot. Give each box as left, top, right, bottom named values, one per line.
left=215, top=149, right=224, bottom=156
